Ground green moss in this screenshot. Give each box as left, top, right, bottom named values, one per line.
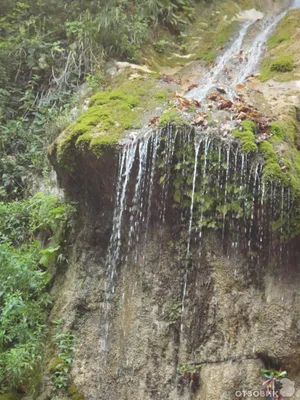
left=55, top=77, right=173, bottom=161
left=270, top=55, right=294, bottom=72
left=270, top=122, right=286, bottom=140
left=233, top=120, right=258, bottom=153
left=68, top=383, right=84, bottom=400
left=241, top=120, right=257, bottom=133
left=260, top=55, right=294, bottom=81
left=260, top=9, right=300, bottom=82
left=195, top=17, right=237, bottom=65
left=196, top=48, right=218, bottom=64
left=158, top=109, right=184, bottom=127
left=267, top=32, right=290, bottom=49
left=259, top=141, right=287, bottom=183
left=0, top=393, right=18, bottom=400
left=267, top=12, right=298, bottom=49
left=154, top=91, right=169, bottom=101
left=50, top=356, right=66, bottom=373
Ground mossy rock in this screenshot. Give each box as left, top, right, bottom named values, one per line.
left=158, top=109, right=184, bottom=127
left=67, top=383, right=84, bottom=400
left=54, top=76, right=173, bottom=163
left=270, top=122, right=286, bottom=140
left=260, top=141, right=287, bottom=183
left=233, top=120, right=258, bottom=153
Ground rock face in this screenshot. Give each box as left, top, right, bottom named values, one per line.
left=49, top=225, right=300, bottom=400
left=45, top=124, right=300, bottom=400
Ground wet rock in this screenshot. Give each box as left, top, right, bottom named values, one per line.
left=207, top=92, right=219, bottom=101
left=216, top=87, right=226, bottom=94
left=217, top=99, right=233, bottom=110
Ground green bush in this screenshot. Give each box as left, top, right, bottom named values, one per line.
left=270, top=56, right=294, bottom=72
left=0, top=193, right=75, bottom=390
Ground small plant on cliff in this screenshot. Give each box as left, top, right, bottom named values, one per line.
left=52, top=332, right=76, bottom=390
left=261, top=368, right=288, bottom=399
left=164, top=299, right=182, bottom=324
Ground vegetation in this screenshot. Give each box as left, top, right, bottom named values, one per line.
left=260, top=55, right=294, bottom=81
left=158, top=109, right=184, bottom=128
left=0, top=0, right=201, bottom=200
left=55, top=77, right=173, bottom=162
left=233, top=120, right=258, bottom=153
left=267, top=11, right=298, bottom=49
left=260, top=9, right=300, bottom=82
left=51, top=331, right=76, bottom=390
left=0, top=194, right=75, bottom=392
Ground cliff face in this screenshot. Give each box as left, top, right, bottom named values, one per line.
left=46, top=128, right=300, bottom=400
left=43, top=2, right=300, bottom=400
left=45, top=211, right=300, bottom=400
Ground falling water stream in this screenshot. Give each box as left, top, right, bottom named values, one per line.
left=101, top=0, right=299, bottom=355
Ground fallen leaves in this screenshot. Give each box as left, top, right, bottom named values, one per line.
left=148, top=116, right=160, bottom=127
left=217, top=99, right=233, bottom=110
left=192, top=114, right=208, bottom=128
left=187, top=83, right=199, bottom=91
left=161, top=74, right=182, bottom=85
left=173, top=92, right=201, bottom=110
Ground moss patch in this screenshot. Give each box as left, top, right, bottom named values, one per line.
left=260, top=9, right=300, bottom=82
left=270, top=56, right=294, bottom=73
left=55, top=76, right=173, bottom=161
left=233, top=120, right=258, bottom=153
left=50, top=356, right=66, bottom=373
left=259, top=141, right=286, bottom=182
left=158, top=109, right=184, bottom=127
left=0, top=393, right=19, bottom=400
left=68, top=383, right=84, bottom=400
left=270, top=122, right=286, bottom=140
left=260, top=55, right=294, bottom=81
left=267, top=11, right=298, bottom=49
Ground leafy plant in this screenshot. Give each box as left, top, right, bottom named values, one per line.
left=0, top=192, right=75, bottom=390
left=52, top=332, right=76, bottom=390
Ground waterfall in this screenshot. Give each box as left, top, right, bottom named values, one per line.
left=101, top=0, right=299, bottom=354
left=188, top=0, right=300, bottom=100
left=233, top=9, right=291, bottom=83
left=187, top=21, right=254, bottom=101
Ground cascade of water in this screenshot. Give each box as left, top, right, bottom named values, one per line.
left=159, top=125, right=178, bottom=224
left=248, top=164, right=260, bottom=252
left=188, top=21, right=254, bottom=101
left=233, top=9, right=291, bottom=84
left=144, top=131, right=161, bottom=237
left=106, top=143, right=137, bottom=290
left=181, top=136, right=202, bottom=334
left=102, top=142, right=137, bottom=353
left=188, top=1, right=300, bottom=102
left=280, top=186, right=285, bottom=262
left=99, top=0, right=300, bottom=359
left=187, top=137, right=202, bottom=253
left=259, top=181, right=266, bottom=252
left=222, top=146, right=231, bottom=240
left=126, top=135, right=151, bottom=254
left=199, top=137, right=211, bottom=241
